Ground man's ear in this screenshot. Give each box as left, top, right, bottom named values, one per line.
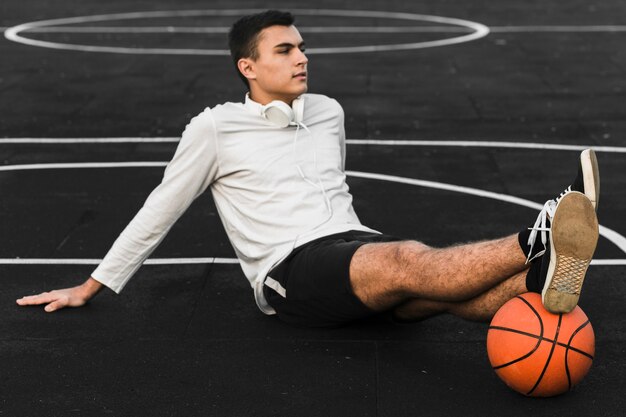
left=237, top=58, right=256, bottom=81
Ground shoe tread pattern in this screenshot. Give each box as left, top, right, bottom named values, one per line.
left=550, top=254, right=591, bottom=295
left=543, top=192, right=598, bottom=313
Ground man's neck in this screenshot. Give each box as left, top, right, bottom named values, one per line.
left=248, top=90, right=298, bottom=106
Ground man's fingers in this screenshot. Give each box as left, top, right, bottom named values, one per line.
left=44, top=299, right=67, bottom=313
left=16, top=292, right=57, bottom=306
left=16, top=286, right=89, bottom=312
left=16, top=292, right=69, bottom=312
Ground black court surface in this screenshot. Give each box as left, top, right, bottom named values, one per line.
left=1, top=0, right=625, bottom=415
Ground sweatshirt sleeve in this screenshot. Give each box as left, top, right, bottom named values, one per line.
left=91, top=109, right=219, bottom=293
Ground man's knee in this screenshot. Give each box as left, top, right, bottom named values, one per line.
left=349, top=240, right=432, bottom=310
left=393, top=240, right=432, bottom=262
left=353, top=240, right=431, bottom=282
left=390, top=240, right=433, bottom=287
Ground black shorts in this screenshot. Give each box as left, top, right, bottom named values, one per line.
left=263, top=230, right=403, bottom=328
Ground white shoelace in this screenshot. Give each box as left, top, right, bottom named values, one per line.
left=526, top=199, right=557, bottom=263
left=525, top=186, right=573, bottom=264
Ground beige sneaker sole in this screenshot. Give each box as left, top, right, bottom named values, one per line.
left=542, top=192, right=599, bottom=313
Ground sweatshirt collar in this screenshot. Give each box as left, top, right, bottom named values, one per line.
left=244, top=93, right=304, bottom=116
left=244, top=93, right=264, bottom=117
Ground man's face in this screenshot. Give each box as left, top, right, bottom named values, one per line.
left=241, top=25, right=308, bottom=104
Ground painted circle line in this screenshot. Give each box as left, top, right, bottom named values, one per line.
left=0, top=162, right=624, bottom=260
left=4, top=9, right=490, bottom=55
left=3, top=138, right=626, bottom=154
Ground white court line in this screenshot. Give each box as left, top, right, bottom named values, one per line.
left=4, top=9, right=489, bottom=55
left=0, top=161, right=167, bottom=172
left=490, top=25, right=626, bottom=33
left=0, top=258, right=622, bottom=266
left=3, top=25, right=626, bottom=33
left=347, top=140, right=626, bottom=153
left=3, top=138, right=626, bottom=154
left=0, top=137, right=180, bottom=144
left=346, top=170, right=626, bottom=258
left=16, top=26, right=476, bottom=34
left=0, top=137, right=179, bottom=144
left=591, top=259, right=626, bottom=266
left=0, top=258, right=239, bottom=265
left=0, top=161, right=624, bottom=263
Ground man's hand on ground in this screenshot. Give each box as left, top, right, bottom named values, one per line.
left=16, top=277, right=104, bottom=312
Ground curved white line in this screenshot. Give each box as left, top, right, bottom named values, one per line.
left=4, top=25, right=626, bottom=33
left=4, top=9, right=489, bottom=55
left=346, top=140, right=626, bottom=153
left=0, top=161, right=624, bottom=259
left=489, top=25, right=626, bottom=33
left=350, top=170, right=547, bottom=209
left=0, top=257, right=621, bottom=266
left=0, top=161, right=167, bottom=172
left=346, top=170, right=626, bottom=256
left=0, top=138, right=180, bottom=144
left=0, top=258, right=239, bottom=265
left=591, top=259, right=626, bottom=266
left=3, top=138, right=626, bottom=154
left=302, top=9, right=489, bottom=54
left=21, top=26, right=476, bottom=34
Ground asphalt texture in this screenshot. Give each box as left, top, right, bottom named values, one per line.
left=1, top=0, right=625, bottom=416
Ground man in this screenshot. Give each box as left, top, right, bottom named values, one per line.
left=17, top=11, right=600, bottom=328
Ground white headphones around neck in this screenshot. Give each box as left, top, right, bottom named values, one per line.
left=261, top=97, right=304, bottom=128
left=260, top=95, right=333, bottom=237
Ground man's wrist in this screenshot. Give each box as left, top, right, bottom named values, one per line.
left=80, top=277, right=104, bottom=299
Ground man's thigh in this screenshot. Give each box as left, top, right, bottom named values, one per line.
left=263, top=230, right=403, bottom=327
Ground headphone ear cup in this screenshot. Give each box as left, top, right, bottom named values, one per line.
left=262, top=101, right=294, bottom=128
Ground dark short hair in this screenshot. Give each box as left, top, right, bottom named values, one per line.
left=228, top=10, right=295, bottom=87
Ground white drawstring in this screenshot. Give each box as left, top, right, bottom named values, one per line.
left=288, top=121, right=334, bottom=254
left=292, top=122, right=333, bottom=215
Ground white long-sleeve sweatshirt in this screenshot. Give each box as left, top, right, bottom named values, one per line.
left=91, top=93, right=378, bottom=314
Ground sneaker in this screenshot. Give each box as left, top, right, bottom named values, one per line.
left=538, top=192, right=598, bottom=313
left=524, top=149, right=600, bottom=263
left=566, top=148, right=600, bottom=210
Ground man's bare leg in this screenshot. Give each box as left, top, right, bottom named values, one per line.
left=349, top=234, right=527, bottom=312
left=391, top=270, right=527, bottom=323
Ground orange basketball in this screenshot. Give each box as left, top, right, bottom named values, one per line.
left=487, top=293, right=594, bottom=397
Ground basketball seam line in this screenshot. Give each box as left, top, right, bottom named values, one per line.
left=488, top=326, right=594, bottom=360
left=527, top=312, right=562, bottom=395
left=565, top=319, right=593, bottom=390
left=490, top=296, right=544, bottom=371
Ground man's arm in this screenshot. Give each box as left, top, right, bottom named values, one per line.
left=16, top=277, right=104, bottom=313
left=16, top=108, right=219, bottom=312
